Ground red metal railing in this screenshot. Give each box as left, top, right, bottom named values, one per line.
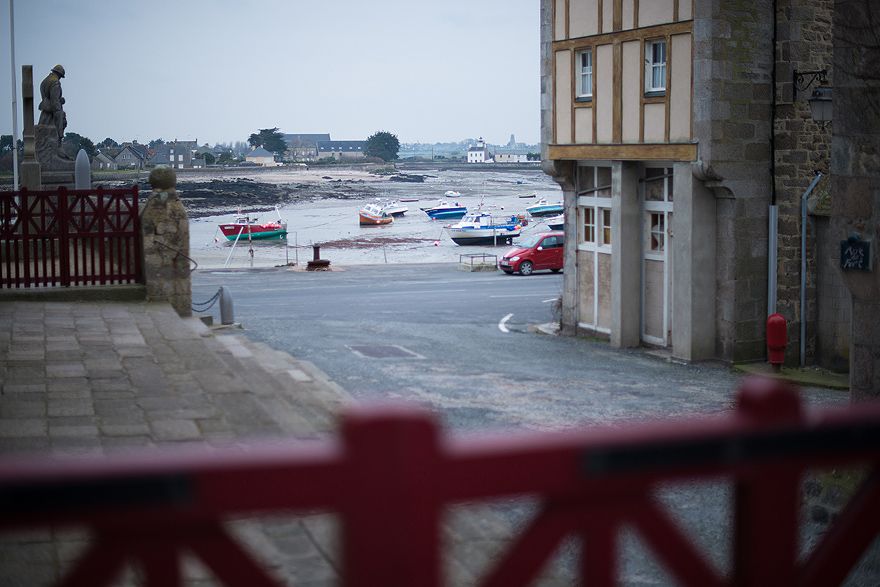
left=0, top=186, right=142, bottom=288
left=0, top=377, right=878, bottom=586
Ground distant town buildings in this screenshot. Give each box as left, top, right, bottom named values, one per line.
left=83, top=131, right=537, bottom=169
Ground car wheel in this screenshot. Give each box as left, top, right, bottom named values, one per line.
left=519, top=261, right=534, bottom=276
left=550, top=268, right=561, bottom=273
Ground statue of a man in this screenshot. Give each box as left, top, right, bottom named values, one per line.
left=38, top=64, right=67, bottom=146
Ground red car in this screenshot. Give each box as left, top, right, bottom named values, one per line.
left=498, top=232, right=564, bottom=275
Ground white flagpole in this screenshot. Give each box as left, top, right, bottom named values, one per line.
left=9, top=0, right=19, bottom=190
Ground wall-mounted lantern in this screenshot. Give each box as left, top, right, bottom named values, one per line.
left=793, top=68, right=832, bottom=123
left=808, top=86, right=833, bottom=123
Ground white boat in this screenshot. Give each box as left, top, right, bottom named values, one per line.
left=545, top=213, right=564, bottom=231
left=444, top=211, right=524, bottom=246
left=374, top=198, right=408, bottom=217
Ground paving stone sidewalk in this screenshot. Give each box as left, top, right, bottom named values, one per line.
left=0, top=301, right=566, bottom=586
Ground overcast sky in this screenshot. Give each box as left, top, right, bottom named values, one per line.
left=1, top=0, right=541, bottom=147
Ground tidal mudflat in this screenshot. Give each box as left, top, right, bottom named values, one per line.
left=185, top=165, right=562, bottom=269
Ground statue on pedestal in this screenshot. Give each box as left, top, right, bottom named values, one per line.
left=34, top=64, right=73, bottom=171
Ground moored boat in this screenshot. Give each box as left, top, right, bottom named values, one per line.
left=218, top=208, right=287, bottom=241
left=526, top=198, right=564, bottom=217
left=375, top=198, right=408, bottom=217
left=359, top=202, right=394, bottom=226
left=445, top=212, right=524, bottom=246
left=420, top=200, right=468, bottom=220
left=545, top=213, right=564, bottom=231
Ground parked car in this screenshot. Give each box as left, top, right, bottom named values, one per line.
left=498, top=231, right=564, bottom=275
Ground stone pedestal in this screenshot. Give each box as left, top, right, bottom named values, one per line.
left=35, top=125, right=74, bottom=188
left=141, top=167, right=192, bottom=317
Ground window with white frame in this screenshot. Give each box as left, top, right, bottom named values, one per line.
left=582, top=207, right=595, bottom=243
left=645, top=39, right=667, bottom=93
left=577, top=49, right=593, bottom=99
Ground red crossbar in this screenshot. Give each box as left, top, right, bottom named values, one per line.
left=1, top=377, right=878, bottom=586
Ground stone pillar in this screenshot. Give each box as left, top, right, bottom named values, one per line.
left=544, top=160, right=577, bottom=334
left=611, top=161, right=640, bottom=348
left=19, top=65, right=41, bottom=191
left=833, top=0, right=880, bottom=400
left=672, top=164, right=717, bottom=361
left=141, top=167, right=192, bottom=317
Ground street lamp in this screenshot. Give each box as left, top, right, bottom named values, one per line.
left=793, top=68, right=832, bottom=123
left=808, top=86, right=832, bottom=123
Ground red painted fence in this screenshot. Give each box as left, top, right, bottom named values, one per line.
left=0, top=186, right=141, bottom=288
left=0, top=378, right=878, bottom=586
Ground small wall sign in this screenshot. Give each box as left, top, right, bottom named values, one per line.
left=840, top=235, right=872, bottom=272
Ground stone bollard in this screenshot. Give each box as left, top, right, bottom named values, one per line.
left=141, top=166, right=192, bottom=317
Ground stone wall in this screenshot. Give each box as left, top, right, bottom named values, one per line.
left=832, top=0, right=880, bottom=400
left=814, top=215, right=851, bottom=372
left=773, top=0, right=834, bottom=365
left=693, top=0, right=775, bottom=362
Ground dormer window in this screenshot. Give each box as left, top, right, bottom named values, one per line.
left=645, top=39, right=667, bottom=95
left=577, top=49, right=593, bottom=100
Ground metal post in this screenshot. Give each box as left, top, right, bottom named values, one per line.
left=219, top=286, right=235, bottom=325
left=767, top=205, right=778, bottom=315
left=9, top=0, right=19, bottom=191
left=800, top=172, right=823, bottom=367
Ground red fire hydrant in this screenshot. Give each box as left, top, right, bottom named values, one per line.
left=766, top=313, right=787, bottom=371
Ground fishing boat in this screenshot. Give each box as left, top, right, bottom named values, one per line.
left=359, top=202, right=394, bottom=226
left=420, top=200, right=468, bottom=220
left=526, top=198, right=564, bottom=218
left=545, top=213, right=565, bottom=231
left=374, top=198, right=408, bottom=217
left=218, top=208, right=287, bottom=241
left=445, top=212, right=524, bottom=246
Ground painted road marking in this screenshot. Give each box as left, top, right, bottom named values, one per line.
left=542, top=298, right=557, bottom=303
left=498, top=313, right=513, bottom=333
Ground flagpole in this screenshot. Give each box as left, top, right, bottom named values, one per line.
left=9, top=0, right=19, bottom=190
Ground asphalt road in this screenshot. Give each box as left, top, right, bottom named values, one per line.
left=192, top=264, right=876, bottom=585
left=192, top=263, right=847, bottom=435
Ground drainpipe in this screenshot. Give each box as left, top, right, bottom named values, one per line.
left=800, top=171, right=823, bottom=367
left=768, top=0, right=779, bottom=315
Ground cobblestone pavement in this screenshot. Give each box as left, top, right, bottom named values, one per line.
left=0, top=301, right=571, bottom=586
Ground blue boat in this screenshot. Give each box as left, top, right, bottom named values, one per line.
left=445, top=212, right=524, bottom=246
left=421, top=200, right=468, bottom=220
left=526, top=198, right=564, bottom=218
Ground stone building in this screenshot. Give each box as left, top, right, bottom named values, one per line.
left=284, top=133, right=331, bottom=161
left=541, top=0, right=844, bottom=367
left=317, top=140, right=366, bottom=160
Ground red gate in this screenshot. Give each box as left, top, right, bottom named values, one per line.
left=0, top=378, right=878, bottom=586
left=0, top=186, right=142, bottom=288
